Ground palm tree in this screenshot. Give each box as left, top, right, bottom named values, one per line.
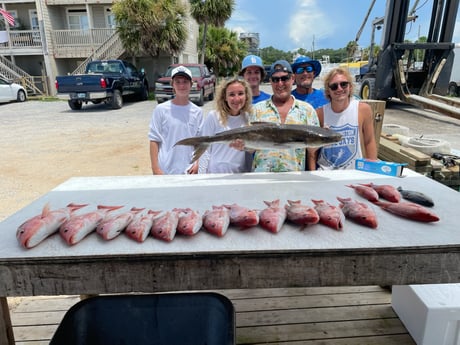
left=202, top=25, right=246, bottom=77
left=113, top=0, right=187, bottom=58
left=189, top=0, right=235, bottom=64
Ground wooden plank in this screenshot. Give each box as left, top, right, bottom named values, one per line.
left=236, top=304, right=397, bottom=327
left=230, top=292, right=391, bottom=312
left=236, top=319, right=410, bottom=343
left=216, top=286, right=387, bottom=299
left=400, top=147, right=431, bottom=162
left=234, top=334, right=415, bottom=345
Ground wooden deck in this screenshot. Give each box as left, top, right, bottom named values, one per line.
left=9, top=286, right=416, bottom=345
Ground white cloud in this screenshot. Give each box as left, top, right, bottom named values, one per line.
left=288, top=0, right=336, bottom=49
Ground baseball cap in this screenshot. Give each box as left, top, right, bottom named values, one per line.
left=269, top=60, right=293, bottom=77
left=171, top=65, right=192, bottom=80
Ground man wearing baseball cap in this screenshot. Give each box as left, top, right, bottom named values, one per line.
left=149, top=65, right=203, bottom=174
left=239, top=54, right=271, bottom=104
left=247, top=60, right=320, bottom=172
left=291, top=56, right=328, bottom=109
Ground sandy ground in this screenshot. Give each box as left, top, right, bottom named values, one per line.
left=0, top=99, right=155, bottom=221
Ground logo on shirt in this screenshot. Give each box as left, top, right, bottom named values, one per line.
left=319, top=124, right=358, bottom=168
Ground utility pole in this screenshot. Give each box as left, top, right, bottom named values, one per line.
left=312, top=35, right=315, bottom=59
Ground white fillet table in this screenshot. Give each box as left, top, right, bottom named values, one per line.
left=1, top=170, right=459, bottom=344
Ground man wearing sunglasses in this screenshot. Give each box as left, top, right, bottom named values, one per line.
left=249, top=60, right=320, bottom=172
left=291, top=56, right=328, bottom=110
left=315, top=67, right=377, bottom=170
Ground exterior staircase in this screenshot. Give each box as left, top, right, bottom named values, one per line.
left=71, top=31, right=125, bottom=75
left=0, top=55, right=44, bottom=96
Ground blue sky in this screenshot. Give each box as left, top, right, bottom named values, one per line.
left=225, top=0, right=460, bottom=51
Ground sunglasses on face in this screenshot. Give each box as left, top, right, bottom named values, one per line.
left=328, top=81, right=350, bottom=91
left=295, top=66, right=314, bottom=74
left=271, top=75, right=291, bottom=83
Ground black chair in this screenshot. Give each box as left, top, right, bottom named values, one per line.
left=49, top=292, right=235, bottom=345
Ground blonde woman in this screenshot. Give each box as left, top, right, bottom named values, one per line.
left=200, top=78, right=253, bottom=173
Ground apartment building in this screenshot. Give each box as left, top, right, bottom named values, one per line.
left=0, top=0, right=199, bottom=96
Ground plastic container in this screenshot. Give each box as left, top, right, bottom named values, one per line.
left=49, top=292, right=235, bottom=345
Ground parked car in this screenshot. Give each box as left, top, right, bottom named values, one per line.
left=0, top=77, right=27, bottom=103
left=155, top=63, right=216, bottom=106
left=55, top=60, right=149, bottom=110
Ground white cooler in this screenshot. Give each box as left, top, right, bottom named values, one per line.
left=392, top=284, right=460, bottom=345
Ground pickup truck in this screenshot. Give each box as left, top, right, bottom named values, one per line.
left=155, top=63, right=216, bottom=106
left=55, top=60, right=149, bottom=110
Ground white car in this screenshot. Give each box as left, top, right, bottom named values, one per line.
left=0, top=77, right=27, bottom=103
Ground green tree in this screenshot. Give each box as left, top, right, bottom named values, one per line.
left=346, top=40, right=359, bottom=62
left=201, top=25, right=246, bottom=77
left=189, top=0, right=235, bottom=64
left=259, top=46, right=294, bottom=65
left=112, top=0, right=187, bottom=58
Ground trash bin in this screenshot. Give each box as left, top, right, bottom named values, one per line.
left=49, top=292, right=235, bottom=345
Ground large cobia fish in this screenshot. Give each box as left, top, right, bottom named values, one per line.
left=175, top=123, right=342, bottom=163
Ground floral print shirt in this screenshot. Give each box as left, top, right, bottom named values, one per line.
left=249, top=96, right=320, bottom=172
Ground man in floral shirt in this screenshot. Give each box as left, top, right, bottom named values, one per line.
left=249, top=60, right=320, bottom=172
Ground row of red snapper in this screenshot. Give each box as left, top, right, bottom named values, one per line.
left=16, top=183, right=439, bottom=249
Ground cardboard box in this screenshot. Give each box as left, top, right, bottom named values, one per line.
left=355, top=158, right=406, bottom=177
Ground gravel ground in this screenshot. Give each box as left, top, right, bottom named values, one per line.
left=1, top=87, right=459, bottom=221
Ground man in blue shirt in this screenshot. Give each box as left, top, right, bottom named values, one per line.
left=291, top=56, right=328, bottom=109
left=239, top=55, right=271, bottom=104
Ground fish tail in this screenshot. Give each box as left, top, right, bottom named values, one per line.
left=190, top=143, right=209, bottom=163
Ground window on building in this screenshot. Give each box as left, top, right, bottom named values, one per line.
left=105, top=7, right=115, bottom=29
left=67, top=8, right=88, bottom=30
left=29, top=9, right=39, bottom=30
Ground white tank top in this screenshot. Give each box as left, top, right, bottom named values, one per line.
left=317, top=99, right=362, bottom=170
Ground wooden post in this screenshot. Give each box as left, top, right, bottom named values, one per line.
left=0, top=297, right=15, bottom=345
left=361, top=100, right=386, bottom=154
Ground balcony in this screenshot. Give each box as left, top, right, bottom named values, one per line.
left=52, top=28, right=116, bottom=58
left=0, top=30, right=43, bottom=55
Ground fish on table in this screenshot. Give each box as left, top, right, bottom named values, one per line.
left=17, top=203, right=88, bottom=249
left=174, top=123, right=342, bottom=163
left=223, top=203, right=259, bottom=229
left=361, top=183, right=401, bottom=203
left=373, top=200, right=439, bottom=222
left=59, top=205, right=124, bottom=245
left=173, top=208, right=203, bottom=236
left=202, top=206, right=230, bottom=237
left=312, top=199, right=345, bottom=231
left=96, top=207, right=145, bottom=241
left=337, top=197, right=378, bottom=229
left=150, top=210, right=180, bottom=242
left=259, top=199, right=287, bottom=233
left=346, top=184, right=379, bottom=202
left=125, top=210, right=162, bottom=243
left=285, top=200, right=320, bottom=226
left=397, top=187, right=435, bottom=207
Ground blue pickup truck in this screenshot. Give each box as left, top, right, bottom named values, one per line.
left=55, top=60, right=149, bottom=110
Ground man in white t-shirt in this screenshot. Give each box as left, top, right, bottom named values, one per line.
left=148, top=66, right=204, bottom=174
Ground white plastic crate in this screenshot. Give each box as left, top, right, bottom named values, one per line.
left=392, top=284, right=460, bottom=345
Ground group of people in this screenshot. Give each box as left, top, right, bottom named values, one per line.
left=148, top=54, right=377, bottom=175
